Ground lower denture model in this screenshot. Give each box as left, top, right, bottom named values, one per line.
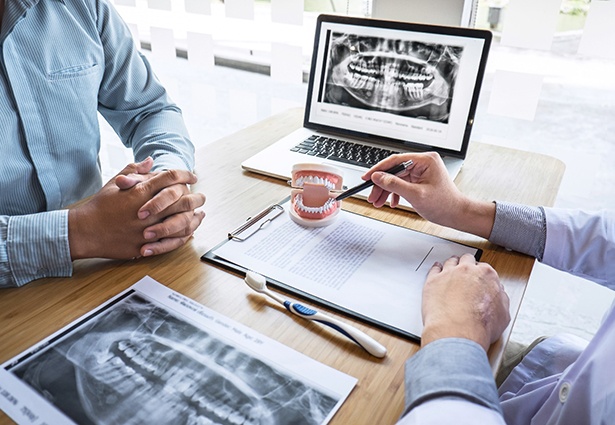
left=289, top=163, right=343, bottom=227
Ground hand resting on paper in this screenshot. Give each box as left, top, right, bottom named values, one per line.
left=420, top=253, right=510, bottom=351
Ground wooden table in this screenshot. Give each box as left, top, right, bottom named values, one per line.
left=0, top=108, right=565, bottom=424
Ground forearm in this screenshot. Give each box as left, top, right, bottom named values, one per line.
left=129, top=103, right=195, bottom=172
left=435, top=199, right=547, bottom=257
left=542, top=208, right=615, bottom=287
left=448, top=201, right=615, bottom=287
left=98, top=54, right=194, bottom=173
left=95, top=0, right=194, bottom=172
left=0, top=212, right=73, bottom=288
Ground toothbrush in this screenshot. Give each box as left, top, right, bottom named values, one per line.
left=244, top=271, right=387, bottom=358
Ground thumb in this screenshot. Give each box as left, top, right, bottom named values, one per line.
left=116, top=174, right=147, bottom=190
left=371, top=171, right=415, bottom=199
left=134, top=156, right=154, bottom=174
left=118, top=157, right=154, bottom=176
left=114, top=157, right=154, bottom=190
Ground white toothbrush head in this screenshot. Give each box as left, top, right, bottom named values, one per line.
left=244, top=271, right=287, bottom=305
left=245, top=271, right=268, bottom=294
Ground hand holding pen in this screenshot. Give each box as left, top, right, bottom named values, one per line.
left=363, top=152, right=472, bottom=235
left=334, top=159, right=414, bottom=202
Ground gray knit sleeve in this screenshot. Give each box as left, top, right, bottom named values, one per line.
left=488, top=201, right=547, bottom=261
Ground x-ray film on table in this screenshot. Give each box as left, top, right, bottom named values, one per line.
left=0, top=276, right=356, bottom=425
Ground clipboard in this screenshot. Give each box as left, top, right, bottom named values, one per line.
left=201, top=197, right=482, bottom=342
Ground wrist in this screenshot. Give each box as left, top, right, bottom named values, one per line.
left=421, top=323, right=490, bottom=352
left=451, top=198, right=496, bottom=239
left=68, top=207, right=94, bottom=260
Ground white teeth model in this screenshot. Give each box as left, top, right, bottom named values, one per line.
left=295, top=195, right=336, bottom=214
left=294, top=175, right=336, bottom=191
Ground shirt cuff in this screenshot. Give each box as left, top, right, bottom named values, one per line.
left=489, top=201, right=546, bottom=260
left=6, top=210, right=73, bottom=287
left=403, top=338, right=502, bottom=416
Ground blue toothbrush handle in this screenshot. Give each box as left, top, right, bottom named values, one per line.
left=284, top=301, right=387, bottom=358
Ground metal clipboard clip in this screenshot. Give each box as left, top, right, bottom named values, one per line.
left=228, top=204, right=284, bottom=242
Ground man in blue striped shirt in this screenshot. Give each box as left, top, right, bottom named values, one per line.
left=0, top=0, right=205, bottom=287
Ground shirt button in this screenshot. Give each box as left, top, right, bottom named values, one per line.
left=559, top=382, right=571, bottom=403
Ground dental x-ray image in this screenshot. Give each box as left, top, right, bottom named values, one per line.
left=6, top=289, right=341, bottom=425
left=323, top=32, right=463, bottom=123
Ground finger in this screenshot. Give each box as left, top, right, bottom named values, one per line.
left=119, top=158, right=152, bottom=175
left=113, top=158, right=155, bottom=190
left=141, top=235, right=192, bottom=257
left=144, top=210, right=205, bottom=240
left=138, top=183, right=189, bottom=219
left=116, top=173, right=150, bottom=190
left=371, top=171, right=408, bottom=194
left=139, top=169, right=198, bottom=197
left=370, top=172, right=412, bottom=207
left=426, top=261, right=443, bottom=277
left=118, top=157, right=154, bottom=176
left=441, top=255, right=461, bottom=269
left=162, top=191, right=206, bottom=216
left=458, top=253, right=479, bottom=265
left=140, top=212, right=205, bottom=256
left=143, top=190, right=206, bottom=221
left=390, top=193, right=400, bottom=208
left=366, top=184, right=390, bottom=207
left=136, top=171, right=199, bottom=218
left=133, top=157, right=155, bottom=174
left=373, top=191, right=391, bottom=208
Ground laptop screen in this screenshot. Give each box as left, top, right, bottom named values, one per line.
left=304, top=15, right=491, bottom=158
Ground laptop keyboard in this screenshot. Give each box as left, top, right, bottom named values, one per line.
left=290, top=135, right=400, bottom=168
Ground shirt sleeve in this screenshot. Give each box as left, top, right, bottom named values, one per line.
left=94, top=0, right=195, bottom=172
left=488, top=201, right=546, bottom=260
left=397, top=399, right=506, bottom=425
left=490, top=202, right=615, bottom=289
left=400, top=338, right=504, bottom=420
left=0, top=211, right=73, bottom=288
left=542, top=208, right=615, bottom=288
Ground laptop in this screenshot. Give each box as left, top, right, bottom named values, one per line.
left=242, top=14, right=492, bottom=209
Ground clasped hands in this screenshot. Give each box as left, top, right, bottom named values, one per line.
left=68, top=157, right=206, bottom=260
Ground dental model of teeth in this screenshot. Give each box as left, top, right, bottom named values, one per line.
left=290, top=163, right=344, bottom=227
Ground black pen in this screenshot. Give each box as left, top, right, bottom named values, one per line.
left=334, top=159, right=414, bottom=201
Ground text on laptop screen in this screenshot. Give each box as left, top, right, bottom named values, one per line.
left=306, top=18, right=489, bottom=156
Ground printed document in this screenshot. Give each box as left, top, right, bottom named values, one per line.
left=212, top=202, right=480, bottom=338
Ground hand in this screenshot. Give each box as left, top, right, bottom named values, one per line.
left=363, top=152, right=496, bottom=239
left=420, top=254, right=511, bottom=352
left=115, top=160, right=206, bottom=257
left=68, top=159, right=204, bottom=260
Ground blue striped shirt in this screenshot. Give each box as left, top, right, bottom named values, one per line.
left=0, top=0, right=194, bottom=287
